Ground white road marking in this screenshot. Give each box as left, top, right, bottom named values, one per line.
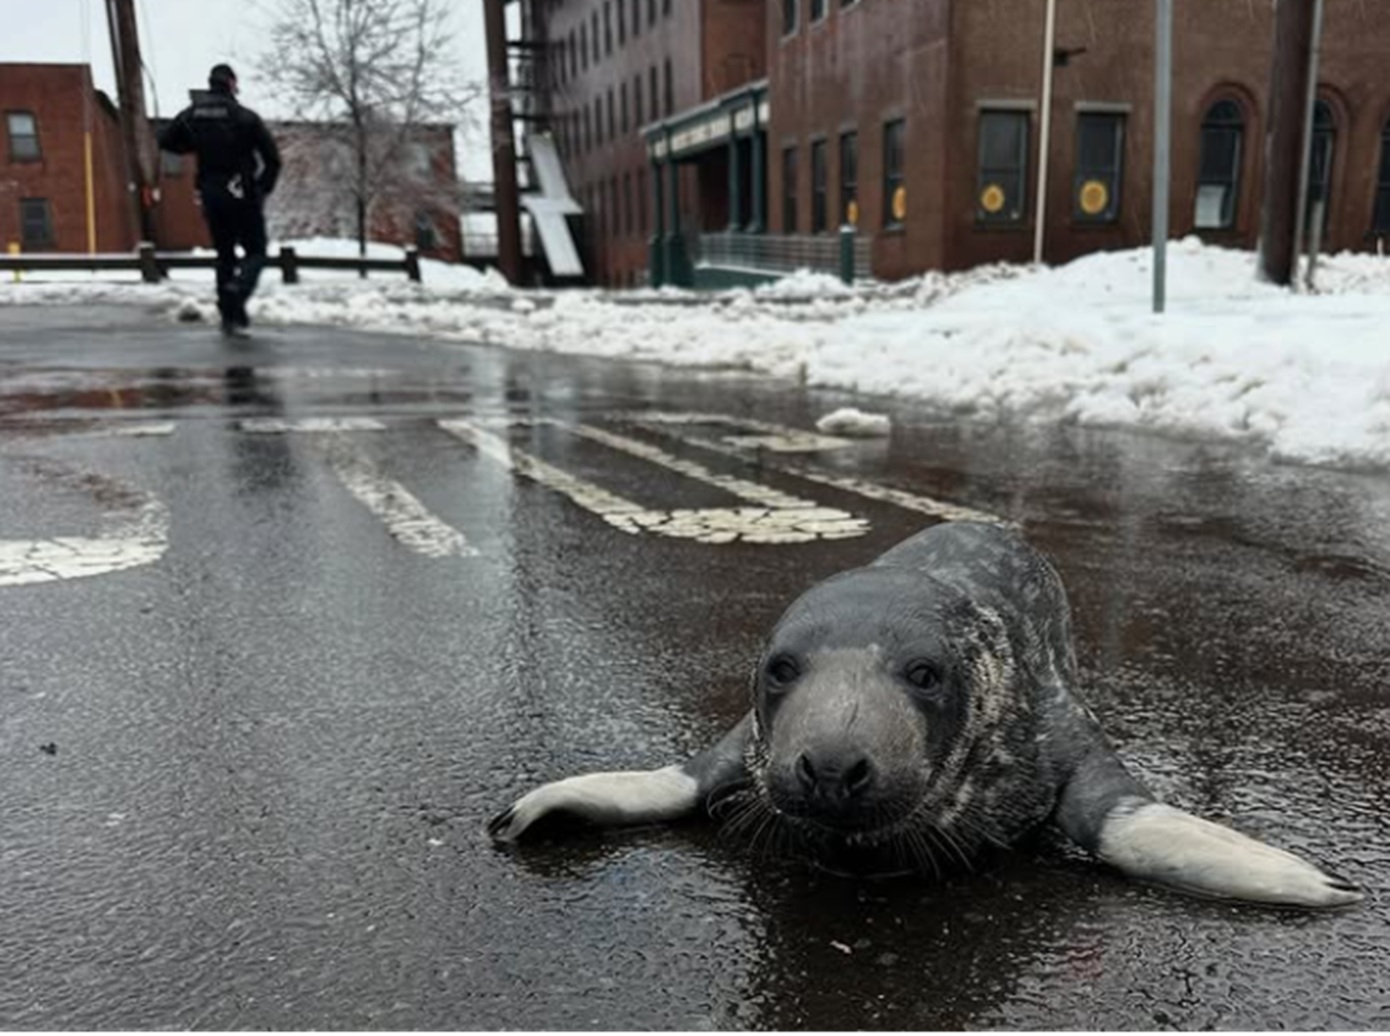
left=627, top=412, right=1008, bottom=526
left=438, top=418, right=867, bottom=544
left=0, top=483, right=169, bottom=587
left=239, top=417, right=387, bottom=434
left=322, top=439, right=477, bottom=559
left=721, top=432, right=855, bottom=453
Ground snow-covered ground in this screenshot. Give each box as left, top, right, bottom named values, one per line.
left=4, top=237, right=1390, bottom=471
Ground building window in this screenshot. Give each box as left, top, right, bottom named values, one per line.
left=6, top=111, right=41, bottom=161
left=415, top=211, right=440, bottom=251
left=579, top=23, right=588, bottom=71
left=663, top=0, right=672, bottom=15
left=1306, top=99, right=1335, bottom=235
left=839, top=130, right=858, bottom=227
left=783, top=0, right=798, bottom=36
left=634, top=74, right=644, bottom=126
left=19, top=198, right=54, bottom=248
left=621, top=83, right=630, bottom=134
left=975, top=109, right=1028, bottom=225
left=648, top=0, right=656, bottom=24
left=604, top=2, right=613, bottom=55
left=639, top=169, right=649, bottom=235
left=650, top=66, right=659, bottom=122
left=663, top=59, right=673, bottom=116
left=632, top=0, right=641, bottom=35
left=883, top=118, right=906, bottom=227
left=595, top=97, right=604, bottom=145
left=624, top=171, right=633, bottom=238
left=607, top=89, right=615, bottom=140
left=582, top=107, right=592, bottom=152
left=1373, top=122, right=1390, bottom=235
left=617, top=0, right=626, bottom=44
left=1194, top=99, right=1243, bottom=230
left=810, top=138, right=828, bottom=233
left=811, top=0, right=827, bottom=22
left=569, top=31, right=577, bottom=80
left=591, top=12, right=600, bottom=62
left=782, top=145, right=798, bottom=232
left=1074, top=111, right=1124, bottom=223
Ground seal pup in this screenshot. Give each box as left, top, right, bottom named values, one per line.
left=489, top=522, right=1361, bottom=909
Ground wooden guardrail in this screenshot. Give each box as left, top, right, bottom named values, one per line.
left=0, top=243, right=422, bottom=284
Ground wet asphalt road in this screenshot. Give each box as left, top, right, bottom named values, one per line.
left=1, top=305, right=1388, bottom=1029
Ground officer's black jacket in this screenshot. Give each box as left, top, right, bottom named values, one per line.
left=158, top=87, right=282, bottom=201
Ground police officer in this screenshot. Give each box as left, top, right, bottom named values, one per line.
left=159, top=64, right=281, bottom=336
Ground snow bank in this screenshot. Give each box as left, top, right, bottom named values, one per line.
left=4, top=237, right=1390, bottom=471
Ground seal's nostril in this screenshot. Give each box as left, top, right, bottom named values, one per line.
left=844, top=757, right=873, bottom=796
left=796, top=752, right=818, bottom=791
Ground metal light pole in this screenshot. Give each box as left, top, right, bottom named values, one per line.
left=1152, top=0, right=1172, bottom=314
left=1033, top=0, right=1059, bottom=265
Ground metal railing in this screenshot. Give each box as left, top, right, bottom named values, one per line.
left=693, top=230, right=871, bottom=281
left=0, top=243, right=422, bottom=283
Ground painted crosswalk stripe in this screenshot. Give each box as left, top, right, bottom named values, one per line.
left=239, top=417, right=387, bottom=434
left=324, top=443, right=477, bottom=559
left=438, top=418, right=867, bottom=544
left=0, top=470, right=169, bottom=587
left=625, top=412, right=1007, bottom=526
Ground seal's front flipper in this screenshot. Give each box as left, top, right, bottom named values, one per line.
left=488, top=713, right=752, bottom=843
left=1055, top=749, right=1362, bottom=908
left=1094, top=800, right=1361, bottom=908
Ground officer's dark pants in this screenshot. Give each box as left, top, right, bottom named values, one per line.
left=200, top=186, right=267, bottom=325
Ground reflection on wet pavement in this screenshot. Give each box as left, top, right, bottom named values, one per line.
left=0, top=315, right=1388, bottom=1028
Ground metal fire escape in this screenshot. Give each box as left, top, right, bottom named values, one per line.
left=492, top=0, right=584, bottom=282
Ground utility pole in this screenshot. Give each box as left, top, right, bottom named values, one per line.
left=483, top=0, right=523, bottom=284
left=1258, top=0, right=1318, bottom=285
left=105, top=0, right=159, bottom=245
left=1291, top=0, right=1325, bottom=290
left=1033, top=0, right=1059, bottom=265
left=1152, top=0, right=1172, bottom=313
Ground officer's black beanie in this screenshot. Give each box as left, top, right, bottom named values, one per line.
left=209, top=64, right=237, bottom=90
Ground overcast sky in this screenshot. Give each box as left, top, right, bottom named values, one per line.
left=0, top=0, right=492, bottom=176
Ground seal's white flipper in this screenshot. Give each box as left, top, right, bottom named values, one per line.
left=488, top=765, right=701, bottom=842
left=1096, top=800, right=1362, bottom=909
left=488, top=714, right=753, bottom=843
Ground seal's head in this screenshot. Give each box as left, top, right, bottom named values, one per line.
left=725, top=564, right=1028, bottom=870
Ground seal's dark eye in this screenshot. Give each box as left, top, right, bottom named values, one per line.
left=766, top=655, right=800, bottom=688
left=904, top=660, right=941, bottom=692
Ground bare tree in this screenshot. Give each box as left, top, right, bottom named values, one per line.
left=256, top=0, right=479, bottom=260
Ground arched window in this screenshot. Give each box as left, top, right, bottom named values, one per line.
left=1195, top=99, right=1244, bottom=230
left=1374, top=120, right=1390, bottom=235
left=1305, top=99, right=1336, bottom=234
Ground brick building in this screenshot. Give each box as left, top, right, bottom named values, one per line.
left=521, top=0, right=1390, bottom=286
left=535, top=0, right=767, bottom=286
left=0, top=64, right=136, bottom=254
left=3, top=62, right=463, bottom=261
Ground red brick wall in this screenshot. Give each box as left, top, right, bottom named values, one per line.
left=759, top=1, right=1390, bottom=278
left=702, top=0, right=766, bottom=100
left=765, top=0, right=953, bottom=279
left=540, top=0, right=764, bottom=285
left=0, top=64, right=135, bottom=253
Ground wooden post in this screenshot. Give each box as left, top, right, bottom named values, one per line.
left=137, top=241, right=159, bottom=283
left=404, top=246, right=422, bottom=283
left=483, top=0, right=523, bottom=284
left=106, top=0, right=159, bottom=245
left=1259, top=0, right=1318, bottom=285
left=280, top=245, right=299, bottom=284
